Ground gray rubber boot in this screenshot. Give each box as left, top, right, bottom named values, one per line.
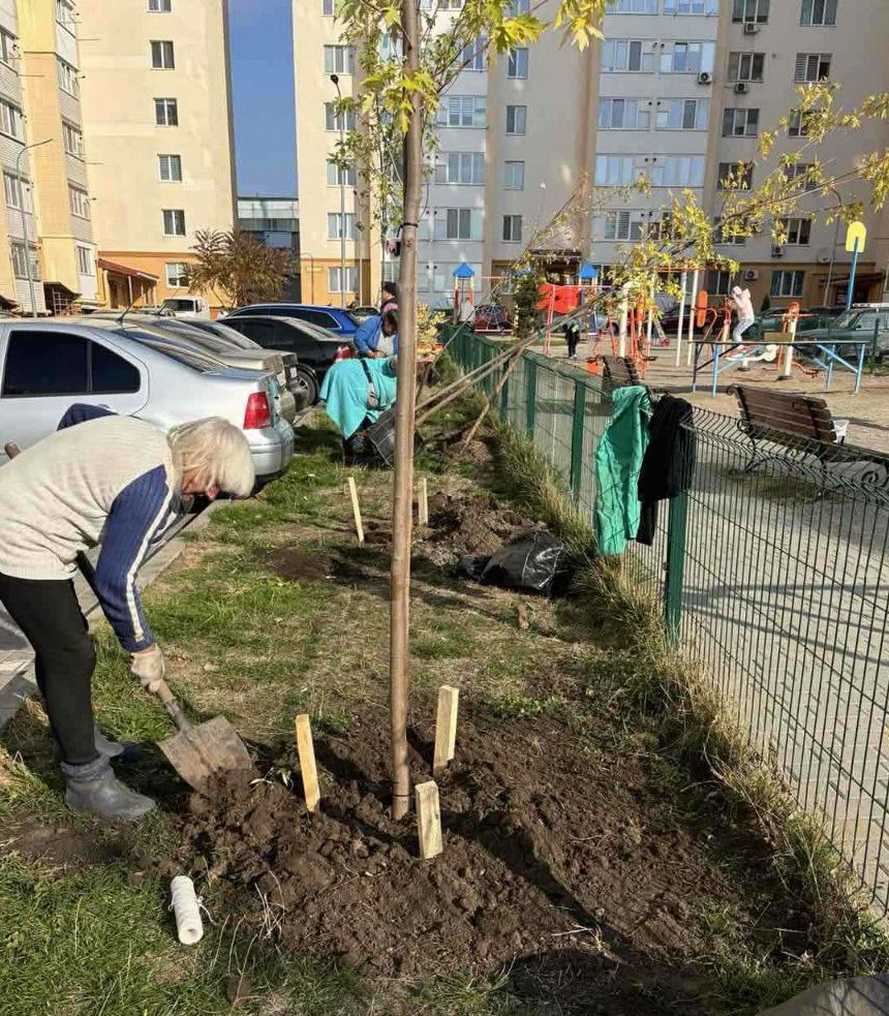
left=61, top=755, right=156, bottom=822
left=93, top=724, right=141, bottom=763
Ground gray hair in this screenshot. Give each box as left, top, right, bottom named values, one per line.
left=168, top=417, right=255, bottom=497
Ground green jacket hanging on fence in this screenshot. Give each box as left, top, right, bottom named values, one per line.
left=594, top=385, right=651, bottom=556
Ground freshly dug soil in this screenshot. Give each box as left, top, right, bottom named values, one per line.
left=167, top=708, right=798, bottom=1009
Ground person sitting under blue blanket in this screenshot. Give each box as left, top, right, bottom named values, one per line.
left=320, top=355, right=398, bottom=463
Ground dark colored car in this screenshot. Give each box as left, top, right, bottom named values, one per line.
left=796, top=304, right=889, bottom=362
left=225, top=303, right=360, bottom=338
left=223, top=315, right=351, bottom=404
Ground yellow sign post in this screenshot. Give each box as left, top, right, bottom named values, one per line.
left=844, top=221, right=867, bottom=310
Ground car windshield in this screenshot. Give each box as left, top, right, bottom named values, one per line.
left=205, top=321, right=260, bottom=349
left=119, top=327, right=226, bottom=371
left=282, top=317, right=340, bottom=342
left=161, top=299, right=197, bottom=312
left=833, top=311, right=860, bottom=328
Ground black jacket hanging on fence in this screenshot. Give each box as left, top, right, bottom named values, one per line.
left=635, top=394, right=696, bottom=546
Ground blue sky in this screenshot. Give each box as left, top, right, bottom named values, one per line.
left=228, top=0, right=297, bottom=197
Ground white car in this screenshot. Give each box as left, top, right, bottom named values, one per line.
left=160, top=296, right=211, bottom=319
left=0, top=318, right=293, bottom=484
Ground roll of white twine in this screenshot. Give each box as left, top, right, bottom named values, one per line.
left=170, top=875, right=204, bottom=945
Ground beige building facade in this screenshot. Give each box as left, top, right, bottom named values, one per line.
left=78, top=0, right=237, bottom=312
left=294, top=0, right=889, bottom=313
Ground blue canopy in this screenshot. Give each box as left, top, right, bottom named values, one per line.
left=579, top=262, right=598, bottom=281
left=453, top=262, right=475, bottom=279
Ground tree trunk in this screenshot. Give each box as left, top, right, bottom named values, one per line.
left=389, top=0, right=422, bottom=821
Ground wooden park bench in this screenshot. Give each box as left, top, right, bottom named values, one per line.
left=729, top=384, right=849, bottom=471
left=600, top=355, right=642, bottom=389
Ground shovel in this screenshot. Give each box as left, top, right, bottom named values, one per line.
left=5, top=441, right=254, bottom=791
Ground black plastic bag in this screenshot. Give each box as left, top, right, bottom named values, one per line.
left=462, top=531, right=574, bottom=596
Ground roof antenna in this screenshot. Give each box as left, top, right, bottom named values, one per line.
left=117, top=293, right=139, bottom=326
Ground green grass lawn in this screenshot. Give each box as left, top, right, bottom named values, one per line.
left=1, top=412, right=885, bottom=1016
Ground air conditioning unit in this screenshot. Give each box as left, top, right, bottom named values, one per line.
left=697, top=71, right=712, bottom=85
left=734, top=81, right=749, bottom=94
left=771, top=245, right=784, bottom=258
left=743, top=269, right=759, bottom=282
left=743, top=21, right=759, bottom=34
left=817, top=254, right=832, bottom=264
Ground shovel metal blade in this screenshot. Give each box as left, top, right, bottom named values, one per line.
left=158, top=714, right=254, bottom=792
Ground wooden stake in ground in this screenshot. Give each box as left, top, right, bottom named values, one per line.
left=294, top=713, right=320, bottom=813
left=415, top=780, right=443, bottom=860
left=418, top=478, right=429, bottom=526
left=388, top=0, right=423, bottom=821
left=433, top=685, right=459, bottom=774
left=346, top=476, right=364, bottom=546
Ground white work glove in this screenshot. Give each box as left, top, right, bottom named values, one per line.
left=130, top=644, right=166, bottom=692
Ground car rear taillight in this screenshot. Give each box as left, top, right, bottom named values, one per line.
left=335, top=344, right=353, bottom=361
left=243, top=391, right=272, bottom=429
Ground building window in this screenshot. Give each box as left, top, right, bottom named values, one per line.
left=151, top=40, right=175, bottom=69
left=664, top=0, right=718, bottom=11
left=327, top=212, right=356, bottom=239
left=148, top=0, right=172, bottom=10
left=435, top=152, right=484, bottom=185
left=785, top=162, right=817, bottom=191
left=779, top=217, right=812, bottom=245
left=727, top=51, right=765, bottom=81
left=436, top=95, right=486, bottom=128
left=166, top=261, right=189, bottom=287
left=0, top=29, right=17, bottom=66
left=326, top=160, right=357, bottom=185
left=323, top=0, right=334, bottom=14
left=706, top=270, right=734, bottom=295
left=324, top=45, right=355, bottom=75
left=69, top=185, right=90, bottom=219
left=656, top=98, right=709, bottom=130
left=788, top=109, right=812, bottom=137
left=328, top=266, right=358, bottom=293
left=732, top=0, right=769, bottom=22
left=602, top=210, right=645, bottom=241
left=155, top=97, right=178, bottom=126
left=57, top=57, right=80, bottom=96
left=601, top=39, right=655, bottom=73
left=10, top=242, right=38, bottom=280
left=504, top=161, right=525, bottom=190
left=159, top=154, right=182, bottom=181
left=77, top=245, right=95, bottom=276
left=608, top=0, right=657, bottom=12
left=647, top=155, right=706, bottom=187
left=722, top=107, right=759, bottom=136
left=717, top=162, right=753, bottom=189
left=509, top=0, right=531, bottom=12
left=507, top=48, right=528, bottom=79
left=324, top=102, right=356, bottom=131
left=801, top=0, right=837, bottom=26
left=163, top=208, right=186, bottom=235
left=435, top=208, right=482, bottom=241
left=0, top=99, right=22, bottom=140
left=599, top=97, right=652, bottom=130
left=3, top=172, right=30, bottom=212
left=62, top=121, right=84, bottom=157
left=461, top=38, right=486, bottom=71
left=794, top=52, right=831, bottom=82
left=595, top=154, right=637, bottom=186
left=56, top=0, right=75, bottom=28
left=661, top=41, right=715, bottom=74
left=505, top=104, right=526, bottom=134
left=714, top=217, right=746, bottom=246
left=502, top=214, right=522, bottom=243
left=771, top=269, right=805, bottom=298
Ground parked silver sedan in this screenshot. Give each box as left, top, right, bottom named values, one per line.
left=0, top=318, right=294, bottom=483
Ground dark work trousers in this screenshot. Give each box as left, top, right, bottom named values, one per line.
left=0, top=573, right=99, bottom=765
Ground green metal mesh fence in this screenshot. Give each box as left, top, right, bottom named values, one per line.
left=450, top=331, right=889, bottom=916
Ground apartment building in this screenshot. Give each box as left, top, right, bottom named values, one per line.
left=237, top=195, right=300, bottom=299
left=294, top=0, right=889, bottom=312
left=77, top=0, right=237, bottom=312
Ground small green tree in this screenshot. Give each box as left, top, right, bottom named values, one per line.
left=513, top=270, right=543, bottom=341
left=185, top=229, right=294, bottom=310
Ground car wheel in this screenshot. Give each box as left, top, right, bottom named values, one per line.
left=295, top=367, right=319, bottom=406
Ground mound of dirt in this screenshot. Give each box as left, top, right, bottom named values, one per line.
left=417, top=491, right=541, bottom=569
left=166, top=711, right=784, bottom=1008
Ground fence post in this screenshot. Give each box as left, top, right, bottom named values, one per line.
left=664, top=491, right=688, bottom=643
left=569, top=380, right=586, bottom=502
left=525, top=358, right=537, bottom=435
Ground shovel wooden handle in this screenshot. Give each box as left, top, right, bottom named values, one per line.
left=146, top=676, right=194, bottom=735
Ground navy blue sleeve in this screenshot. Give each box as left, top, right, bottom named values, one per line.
left=58, top=403, right=116, bottom=431
left=94, top=465, right=173, bottom=652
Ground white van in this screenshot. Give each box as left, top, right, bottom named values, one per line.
left=160, top=296, right=210, bottom=319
